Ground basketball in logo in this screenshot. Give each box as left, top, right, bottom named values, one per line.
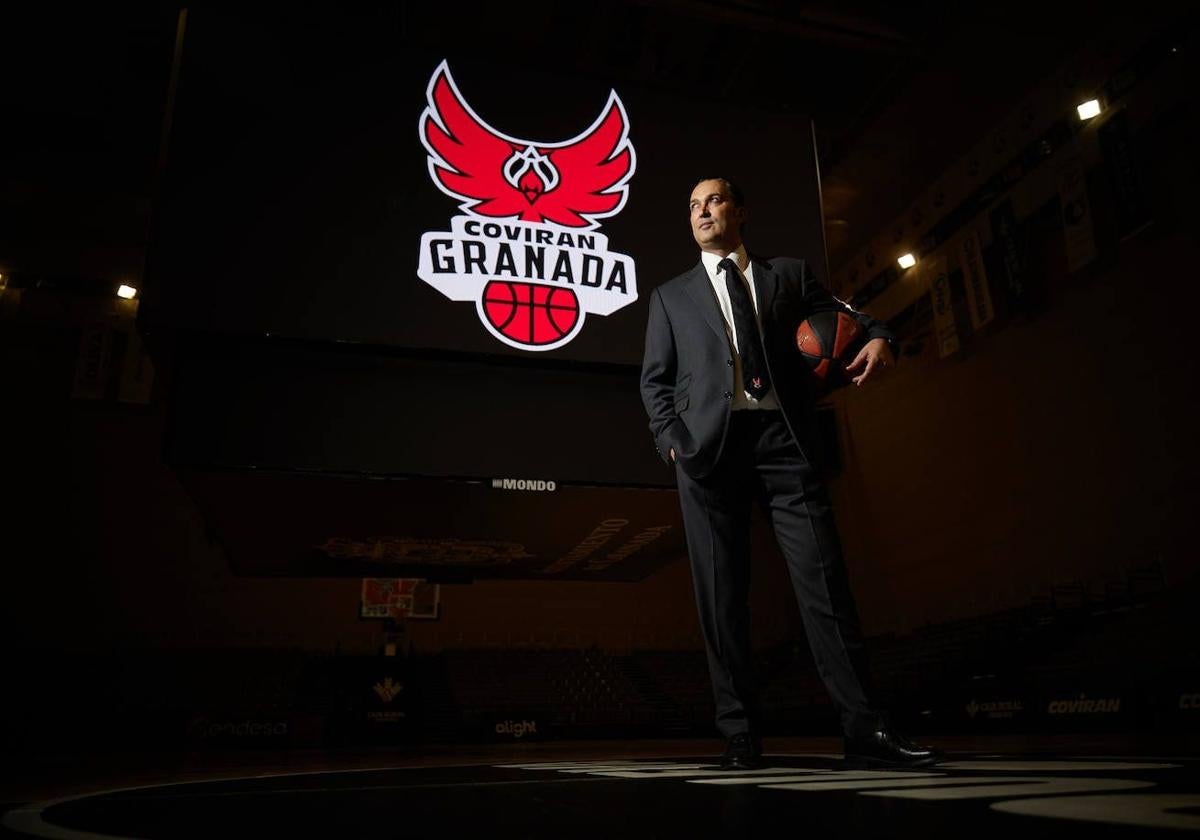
left=481, top=281, right=580, bottom=346
left=796, top=311, right=866, bottom=389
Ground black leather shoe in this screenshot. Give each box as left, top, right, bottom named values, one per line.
left=843, top=727, right=944, bottom=769
left=719, top=732, right=763, bottom=770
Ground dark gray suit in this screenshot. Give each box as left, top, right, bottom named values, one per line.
left=640, top=253, right=897, bottom=740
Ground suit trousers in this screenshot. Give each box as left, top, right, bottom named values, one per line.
left=674, top=408, right=884, bottom=740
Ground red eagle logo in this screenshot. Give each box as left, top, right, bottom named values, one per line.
left=419, top=61, right=635, bottom=230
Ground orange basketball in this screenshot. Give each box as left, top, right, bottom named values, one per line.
left=795, top=311, right=867, bottom=389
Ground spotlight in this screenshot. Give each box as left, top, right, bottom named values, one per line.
left=117, top=284, right=138, bottom=299
left=1076, top=99, right=1101, bottom=120
left=897, top=253, right=917, bottom=269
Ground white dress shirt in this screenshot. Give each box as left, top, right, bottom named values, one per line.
left=699, top=245, right=780, bottom=411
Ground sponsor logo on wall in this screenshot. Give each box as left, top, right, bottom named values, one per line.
left=367, top=677, right=408, bottom=724
left=187, top=716, right=290, bottom=743
left=965, top=698, right=1025, bottom=719
left=1046, top=693, right=1122, bottom=715
left=492, top=478, right=558, bottom=492
left=495, top=719, right=540, bottom=739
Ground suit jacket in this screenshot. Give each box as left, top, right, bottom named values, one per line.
left=639, top=253, right=897, bottom=480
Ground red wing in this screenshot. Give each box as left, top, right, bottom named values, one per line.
left=420, top=64, right=528, bottom=219
left=540, top=97, right=633, bottom=228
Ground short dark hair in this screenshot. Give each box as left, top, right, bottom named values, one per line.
left=692, top=176, right=745, bottom=207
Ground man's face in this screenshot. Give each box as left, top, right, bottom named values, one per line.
left=689, top=179, right=745, bottom=253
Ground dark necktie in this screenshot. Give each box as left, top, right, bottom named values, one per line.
left=718, top=257, right=771, bottom=400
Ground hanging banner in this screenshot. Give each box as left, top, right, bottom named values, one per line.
left=959, top=227, right=994, bottom=331
left=1098, top=110, right=1152, bottom=239
left=1057, top=150, right=1097, bottom=272
left=989, top=197, right=1035, bottom=312
left=927, top=255, right=960, bottom=358
left=72, top=326, right=112, bottom=400
left=118, top=327, right=156, bottom=404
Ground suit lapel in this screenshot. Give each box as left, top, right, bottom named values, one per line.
left=683, top=261, right=731, bottom=345
left=748, top=253, right=779, bottom=317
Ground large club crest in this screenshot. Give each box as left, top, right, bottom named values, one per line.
left=416, top=61, right=638, bottom=351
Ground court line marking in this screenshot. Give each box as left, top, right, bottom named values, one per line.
left=5, top=753, right=1183, bottom=839
left=858, top=777, right=1155, bottom=800
left=991, top=793, right=1200, bottom=830
left=1, top=763, right=630, bottom=840
left=692, top=771, right=942, bottom=786
left=936, top=760, right=1180, bottom=771
left=2, top=755, right=778, bottom=838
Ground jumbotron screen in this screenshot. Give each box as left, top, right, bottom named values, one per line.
left=144, top=8, right=829, bottom=368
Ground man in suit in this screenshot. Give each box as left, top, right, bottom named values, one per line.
left=640, top=177, right=943, bottom=770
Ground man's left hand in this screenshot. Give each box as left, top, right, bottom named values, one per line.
left=844, top=338, right=895, bottom=386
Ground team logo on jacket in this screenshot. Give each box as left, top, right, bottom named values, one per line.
left=417, top=61, right=638, bottom=351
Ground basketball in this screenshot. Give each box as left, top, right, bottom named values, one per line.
left=795, top=311, right=867, bottom=389
left=482, top=281, right=580, bottom=347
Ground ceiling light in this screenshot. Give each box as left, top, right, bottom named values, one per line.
left=1076, top=99, right=1101, bottom=120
